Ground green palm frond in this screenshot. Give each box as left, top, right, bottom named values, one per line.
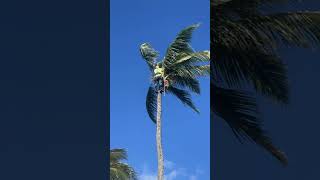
left=110, top=164, right=137, bottom=180
left=170, top=75, right=201, bottom=94
left=167, top=86, right=199, bottom=113
left=169, top=51, right=210, bottom=67
left=166, top=63, right=210, bottom=83
left=164, top=24, right=200, bottom=67
left=140, top=43, right=159, bottom=71
left=110, top=149, right=137, bottom=180
left=110, top=149, right=127, bottom=162
left=166, top=51, right=210, bottom=74
left=211, top=83, right=288, bottom=165
left=146, top=86, right=157, bottom=124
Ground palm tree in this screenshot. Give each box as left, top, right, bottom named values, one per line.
left=140, top=24, right=210, bottom=180
left=211, top=0, right=320, bottom=165
left=110, top=148, right=137, bottom=180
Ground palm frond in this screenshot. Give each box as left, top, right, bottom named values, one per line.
left=214, top=12, right=320, bottom=53
left=110, top=163, right=137, bottom=180
left=213, top=48, right=289, bottom=103
left=110, top=149, right=127, bottom=162
left=168, top=64, right=210, bottom=80
left=170, top=75, right=201, bottom=94
left=212, top=0, right=232, bottom=6
left=110, top=149, right=137, bottom=180
left=171, top=50, right=210, bottom=66
left=140, top=43, right=159, bottom=71
left=146, top=86, right=157, bottom=124
left=212, top=0, right=294, bottom=18
left=211, top=83, right=288, bottom=165
left=164, top=24, right=200, bottom=67
left=167, top=86, right=199, bottom=113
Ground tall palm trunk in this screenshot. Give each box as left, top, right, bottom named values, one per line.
left=156, top=91, right=164, bottom=180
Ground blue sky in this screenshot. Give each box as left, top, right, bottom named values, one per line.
left=110, top=0, right=210, bottom=179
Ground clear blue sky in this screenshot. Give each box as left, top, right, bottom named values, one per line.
left=110, top=0, right=210, bottom=179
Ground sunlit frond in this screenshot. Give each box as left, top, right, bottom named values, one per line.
left=164, top=24, right=200, bottom=67
left=110, top=149, right=137, bottom=180
left=140, top=43, right=159, bottom=71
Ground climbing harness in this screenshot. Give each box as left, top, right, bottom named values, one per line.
left=153, top=64, right=167, bottom=93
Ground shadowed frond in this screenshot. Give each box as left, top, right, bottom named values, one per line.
left=140, top=43, right=159, bottom=71
left=167, top=86, right=199, bottom=113
left=212, top=0, right=289, bottom=7
left=214, top=12, right=320, bottom=54
left=213, top=48, right=289, bottom=103
left=146, top=86, right=157, bottom=124
left=211, top=83, right=288, bottom=165
left=213, top=0, right=295, bottom=18
left=170, top=75, right=201, bottom=94
left=212, top=0, right=232, bottom=6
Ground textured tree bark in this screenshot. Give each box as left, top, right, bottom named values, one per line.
left=156, top=91, right=164, bottom=180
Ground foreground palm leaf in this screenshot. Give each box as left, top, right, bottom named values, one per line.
left=140, top=24, right=209, bottom=180
left=211, top=83, right=287, bottom=163
left=212, top=0, right=320, bottom=166
left=110, top=149, right=137, bottom=180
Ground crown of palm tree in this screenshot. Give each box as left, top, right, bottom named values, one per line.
left=140, top=24, right=210, bottom=123
left=110, top=149, right=137, bottom=180
left=212, top=0, right=320, bottom=166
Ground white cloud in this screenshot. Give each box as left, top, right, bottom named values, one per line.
left=164, top=160, right=175, bottom=170
left=138, top=160, right=204, bottom=180
left=189, top=175, right=197, bottom=180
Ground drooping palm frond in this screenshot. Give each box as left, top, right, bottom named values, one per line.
left=167, top=86, right=200, bottom=113
left=170, top=75, right=201, bottom=94
left=110, top=149, right=137, bottom=180
left=140, top=43, right=159, bottom=71
left=213, top=47, right=289, bottom=103
left=211, top=83, right=288, bottom=165
left=211, top=0, right=320, bottom=167
left=146, top=86, right=157, bottom=124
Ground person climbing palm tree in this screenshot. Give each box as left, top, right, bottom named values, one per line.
left=153, top=63, right=165, bottom=92
left=140, top=24, right=210, bottom=180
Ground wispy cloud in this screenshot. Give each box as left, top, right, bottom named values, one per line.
left=138, top=160, right=204, bottom=180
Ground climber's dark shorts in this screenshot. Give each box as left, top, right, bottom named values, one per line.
left=154, top=77, right=164, bottom=92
